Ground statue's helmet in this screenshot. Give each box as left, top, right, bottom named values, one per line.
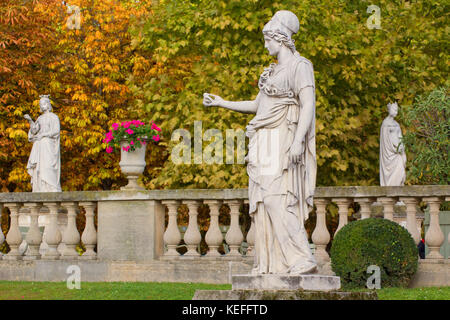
left=387, top=102, right=398, bottom=110
left=39, top=94, right=52, bottom=111
left=263, top=10, right=300, bottom=39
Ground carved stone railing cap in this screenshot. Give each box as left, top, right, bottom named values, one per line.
left=0, top=186, right=448, bottom=203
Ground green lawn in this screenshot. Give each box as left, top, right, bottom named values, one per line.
left=0, top=281, right=448, bottom=300
left=0, top=281, right=230, bottom=300
left=376, top=287, right=450, bottom=300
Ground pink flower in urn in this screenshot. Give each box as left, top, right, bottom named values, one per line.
left=126, top=128, right=134, bottom=135
left=105, top=146, right=113, bottom=153
left=103, top=131, right=113, bottom=143
left=130, top=140, right=134, bottom=145
left=112, top=123, right=120, bottom=131
left=122, top=146, right=130, bottom=152
left=151, top=123, right=161, bottom=132
left=152, top=135, right=160, bottom=142
left=122, top=121, right=130, bottom=129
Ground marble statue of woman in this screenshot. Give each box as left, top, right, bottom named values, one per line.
left=24, top=95, right=62, bottom=192
left=380, top=102, right=406, bottom=186
left=203, top=10, right=317, bottom=275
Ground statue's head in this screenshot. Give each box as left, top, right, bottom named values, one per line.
left=39, top=95, right=52, bottom=112
left=387, top=102, right=398, bottom=117
left=263, top=10, right=299, bottom=56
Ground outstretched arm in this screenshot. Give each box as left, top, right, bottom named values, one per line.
left=203, top=93, right=257, bottom=114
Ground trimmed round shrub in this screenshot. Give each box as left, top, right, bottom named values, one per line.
left=330, top=218, right=418, bottom=288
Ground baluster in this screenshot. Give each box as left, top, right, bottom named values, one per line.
left=42, top=202, right=62, bottom=259
left=162, top=200, right=181, bottom=257
left=182, top=200, right=201, bottom=256
left=60, top=202, right=81, bottom=259
left=18, top=208, right=29, bottom=255
left=355, top=198, right=374, bottom=219
left=204, top=200, right=223, bottom=257
left=225, top=200, right=244, bottom=256
left=244, top=200, right=255, bottom=257
left=79, top=202, right=97, bottom=260
left=0, top=204, right=4, bottom=259
left=23, top=203, right=43, bottom=260
left=447, top=197, right=450, bottom=246
left=332, top=198, right=350, bottom=234
left=4, top=203, right=23, bottom=260
left=399, top=197, right=421, bottom=245
left=311, top=198, right=330, bottom=264
left=423, top=197, right=444, bottom=259
left=39, top=208, right=49, bottom=255
left=378, top=197, right=396, bottom=221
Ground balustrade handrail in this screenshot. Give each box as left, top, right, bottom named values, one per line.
left=0, top=185, right=448, bottom=203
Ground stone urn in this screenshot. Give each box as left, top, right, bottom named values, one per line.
left=119, top=139, right=147, bottom=190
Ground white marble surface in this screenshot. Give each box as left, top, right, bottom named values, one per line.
left=25, top=95, right=61, bottom=192
left=232, top=274, right=341, bottom=291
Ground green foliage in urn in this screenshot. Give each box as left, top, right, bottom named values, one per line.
left=401, top=87, right=449, bottom=185
left=330, top=218, right=418, bottom=289
left=129, top=0, right=448, bottom=189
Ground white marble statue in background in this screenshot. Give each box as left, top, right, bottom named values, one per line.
left=24, top=95, right=62, bottom=192
left=203, top=10, right=317, bottom=275
left=380, top=102, right=406, bottom=186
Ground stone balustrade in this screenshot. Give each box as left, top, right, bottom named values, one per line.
left=0, top=201, right=97, bottom=261
left=0, top=186, right=449, bottom=263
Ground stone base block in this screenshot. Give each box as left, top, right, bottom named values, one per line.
left=193, top=289, right=377, bottom=300
left=22, top=256, right=40, bottom=261
left=409, top=259, right=450, bottom=287
left=2, top=255, right=22, bottom=261
left=232, top=274, right=341, bottom=292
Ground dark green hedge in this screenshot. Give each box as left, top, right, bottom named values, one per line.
left=330, top=218, right=418, bottom=288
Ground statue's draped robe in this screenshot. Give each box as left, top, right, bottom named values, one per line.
left=246, top=54, right=317, bottom=274
left=27, top=112, right=61, bottom=192
left=379, top=117, right=406, bottom=186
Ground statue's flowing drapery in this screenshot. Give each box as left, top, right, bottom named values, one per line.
left=379, top=118, right=406, bottom=186
left=246, top=54, right=317, bottom=274
left=27, top=112, right=61, bottom=192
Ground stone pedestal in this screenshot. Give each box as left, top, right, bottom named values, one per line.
left=193, top=289, right=377, bottom=300
left=97, top=200, right=165, bottom=262
left=232, top=274, right=341, bottom=291
left=192, top=273, right=378, bottom=300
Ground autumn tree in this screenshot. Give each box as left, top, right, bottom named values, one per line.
left=129, top=0, right=449, bottom=189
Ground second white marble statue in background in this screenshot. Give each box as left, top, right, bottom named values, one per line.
left=380, top=102, right=406, bottom=186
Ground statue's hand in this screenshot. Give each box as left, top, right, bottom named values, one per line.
left=203, top=93, right=224, bottom=107
left=394, top=142, right=404, bottom=154
left=289, top=139, right=305, bottom=165
left=24, top=114, right=32, bottom=122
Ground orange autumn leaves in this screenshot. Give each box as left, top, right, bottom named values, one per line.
left=1, top=0, right=153, bottom=191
